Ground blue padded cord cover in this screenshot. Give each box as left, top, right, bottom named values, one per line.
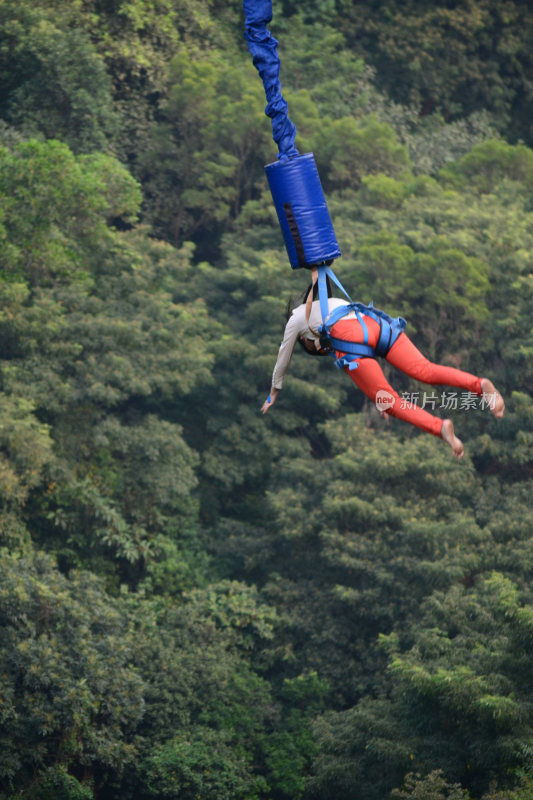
left=265, top=153, right=341, bottom=269
left=243, top=0, right=298, bottom=160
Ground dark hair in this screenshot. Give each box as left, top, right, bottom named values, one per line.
left=286, top=275, right=333, bottom=322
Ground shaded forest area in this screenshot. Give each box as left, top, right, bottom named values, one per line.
left=0, top=1, right=532, bottom=798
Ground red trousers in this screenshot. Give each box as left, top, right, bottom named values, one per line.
left=331, top=317, right=483, bottom=436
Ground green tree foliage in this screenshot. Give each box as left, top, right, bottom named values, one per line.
left=273, top=12, right=500, bottom=176
left=0, top=3, right=533, bottom=800
left=0, top=0, right=242, bottom=161
left=309, top=574, right=533, bottom=799
left=0, top=2, right=118, bottom=153
left=76, top=0, right=240, bottom=162
left=318, top=0, right=533, bottom=147
left=313, top=115, right=411, bottom=192
left=271, top=15, right=369, bottom=120
left=0, top=552, right=144, bottom=796
left=391, top=770, right=470, bottom=800
left=0, top=395, right=52, bottom=550
left=0, top=140, right=141, bottom=283
left=0, top=140, right=214, bottom=577
left=144, top=728, right=267, bottom=800
left=482, top=776, right=533, bottom=800
left=24, top=766, right=93, bottom=800
left=140, top=49, right=272, bottom=247
left=120, top=581, right=279, bottom=800
left=260, top=673, right=329, bottom=799
left=440, top=140, right=533, bottom=194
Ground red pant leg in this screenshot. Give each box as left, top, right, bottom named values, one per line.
left=330, top=317, right=482, bottom=437
left=386, top=333, right=483, bottom=394
left=343, top=355, right=444, bottom=436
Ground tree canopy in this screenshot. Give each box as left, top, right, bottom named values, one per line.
left=0, top=1, right=532, bottom=799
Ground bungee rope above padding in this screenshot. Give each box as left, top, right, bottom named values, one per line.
left=243, top=0, right=298, bottom=161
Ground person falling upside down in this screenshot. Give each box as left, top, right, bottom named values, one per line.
left=261, top=277, right=504, bottom=458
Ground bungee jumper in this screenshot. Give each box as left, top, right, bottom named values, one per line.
left=244, top=1, right=504, bottom=457
left=260, top=266, right=505, bottom=458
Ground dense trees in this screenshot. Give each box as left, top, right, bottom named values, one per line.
left=0, top=1, right=532, bottom=798
left=284, top=0, right=533, bottom=148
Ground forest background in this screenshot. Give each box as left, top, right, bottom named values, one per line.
left=0, top=0, right=532, bottom=798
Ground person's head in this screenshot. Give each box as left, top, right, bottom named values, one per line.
left=285, top=270, right=334, bottom=356
left=297, top=335, right=332, bottom=357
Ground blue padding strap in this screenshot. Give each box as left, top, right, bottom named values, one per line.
left=334, top=354, right=363, bottom=371
left=376, top=319, right=393, bottom=357
left=327, top=338, right=375, bottom=358
left=359, top=303, right=406, bottom=356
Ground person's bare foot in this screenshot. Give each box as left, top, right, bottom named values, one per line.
left=480, top=378, right=505, bottom=418
left=441, top=419, right=464, bottom=458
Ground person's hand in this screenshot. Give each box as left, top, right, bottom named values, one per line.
left=261, top=388, right=278, bottom=414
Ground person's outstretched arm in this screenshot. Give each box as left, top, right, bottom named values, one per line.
left=261, top=306, right=304, bottom=414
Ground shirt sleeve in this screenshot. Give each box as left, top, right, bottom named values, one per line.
left=271, top=307, right=304, bottom=390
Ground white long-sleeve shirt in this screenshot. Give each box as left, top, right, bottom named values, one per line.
left=271, top=298, right=352, bottom=390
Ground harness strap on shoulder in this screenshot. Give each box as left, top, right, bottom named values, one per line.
left=318, top=265, right=369, bottom=344
left=317, top=265, right=331, bottom=327
left=323, top=264, right=354, bottom=303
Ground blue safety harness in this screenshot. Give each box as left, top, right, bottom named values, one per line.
left=316, top=265, right=406, bottom=370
